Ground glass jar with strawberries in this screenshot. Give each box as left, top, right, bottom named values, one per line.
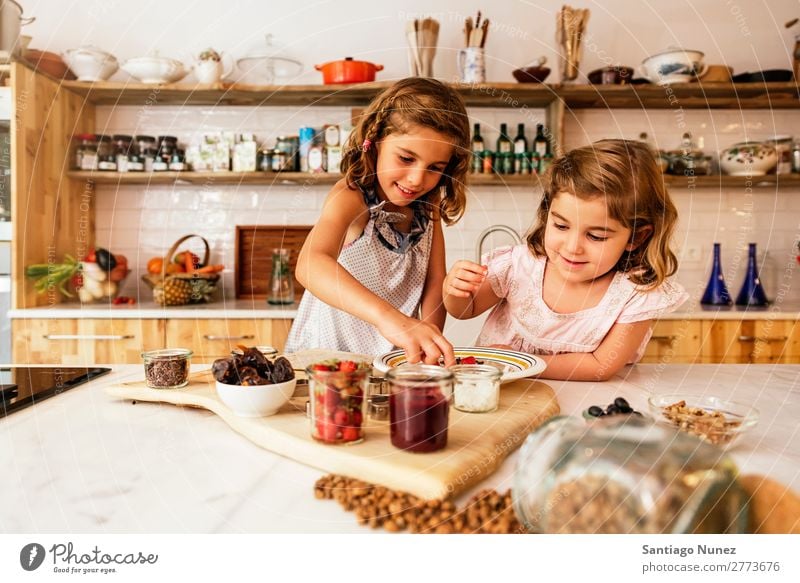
left=306, top=359, right=371, bottom=445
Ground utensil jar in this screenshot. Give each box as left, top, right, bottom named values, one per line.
left=457, top=47, right=486, bottom=84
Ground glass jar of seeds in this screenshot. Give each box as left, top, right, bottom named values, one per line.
left=141, top=348, right=193, bottom=389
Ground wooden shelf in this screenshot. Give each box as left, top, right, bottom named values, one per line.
left=57, top=78, right=800, bottom=109
left=68, top=171, right=800, bottom=189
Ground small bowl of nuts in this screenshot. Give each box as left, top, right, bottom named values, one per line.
left=647, top=393, right=759, bottom=447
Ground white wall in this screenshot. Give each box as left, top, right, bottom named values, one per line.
left=19, top=0, right=800, bottom=343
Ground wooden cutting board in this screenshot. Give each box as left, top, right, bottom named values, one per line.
left=106, top=369, right=559, bottom=499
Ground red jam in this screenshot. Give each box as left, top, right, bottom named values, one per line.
left=390, top=385, right=450, bottom=452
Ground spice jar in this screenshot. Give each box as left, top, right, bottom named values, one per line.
left=156, top=135, right=178, bottom=167
left=512, top=415, right=748, bottom=534
left=257, top=146, right=272, bottom=172
left=387, top=364, right=453, bottom=453
left=112, top=134, right=133, bottom=172
left=451, top=364, right=501, bottom=413
left=271, top=148, right=288, bottom=172
left=168, top=148, right=186, bottom=171
left=307, top=360, right=370, bottom=444
left=142, top=348, right=193, bottom=389
left=74, top=133, right=98, bottom=170
left=267, top=248, right=294, bottom=305
left=96, top=135, right=115, bottom=170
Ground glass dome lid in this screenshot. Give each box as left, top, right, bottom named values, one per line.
left=236, top=34, right=303, bottom=83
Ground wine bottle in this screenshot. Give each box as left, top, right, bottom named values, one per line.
left=513, top=123, right=527, bottom=154
left=496, top=123, right=512, bottom=154
left=471, top=123, right=484, bottom=153
left=534, top=124, right=549, bottom=157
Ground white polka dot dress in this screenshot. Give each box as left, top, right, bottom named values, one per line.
left=285, top=187, right=434, bottom=357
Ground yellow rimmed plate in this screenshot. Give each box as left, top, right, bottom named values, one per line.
left=373, top=347, right=546, bottom=384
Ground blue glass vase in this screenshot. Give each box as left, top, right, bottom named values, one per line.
left=701, top=243, right=732, bottom=306
left=735, top=243, right=769, bottom=306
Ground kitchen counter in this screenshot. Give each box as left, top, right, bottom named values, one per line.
left=1, top=363, right=798, bottom=533
left=9, top=299, right=800, bottom=320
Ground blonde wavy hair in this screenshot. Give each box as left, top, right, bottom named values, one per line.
left=340, top=78, right=470, bottom=225
left=527, top=139, right=679, bottom=289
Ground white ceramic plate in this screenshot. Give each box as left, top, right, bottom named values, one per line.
left=373, top=347, right=546, bottom=383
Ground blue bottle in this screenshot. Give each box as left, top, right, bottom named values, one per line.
left=735, top=243, right=769, bottom=306
left=701, top=243, right=732, bottom=306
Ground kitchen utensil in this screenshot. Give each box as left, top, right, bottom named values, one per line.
left=216, top=376, right=296, bottom=418
left=122, top=55, right=188, bottom=84
left=513, top=415, right=748, bottom=533
left=640, top=47, right=706, bottom=84
left=23, top=49, right=76, bottom=80
left=647, top=393, right=759, bottom=448
left=405, top=20, right=420, bottom=75
left=62, top=46, right=118, bottom=82
left=0, top=0, right=34, bottom=63
left=587, top=65, right=634, bottom=85
left=314, top=57, right=383, bottom=84
left=719, top=141, right=778, bottom=176
left=106, top=360, right=560, bottom=499
left=419, top=17, right=439, bottom=77
left=457, top=47, right=486, bottom=83
left=556, top=5, right=589, bottom=82
left=374, top=346, right=547, bottom=383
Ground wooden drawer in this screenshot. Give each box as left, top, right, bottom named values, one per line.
left=165, top=319, right=293, bottom=363
left=639, top=320, right=702, bottom=364
left=12, top=319, right=165, bottom=365
left=701, top=319, right=799, bottom=364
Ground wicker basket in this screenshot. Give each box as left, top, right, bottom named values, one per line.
left=142, top=234, right=221, bottom=306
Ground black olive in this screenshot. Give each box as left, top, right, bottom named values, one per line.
left=614, top=397, right=630, bottom=409
left=606, top=404, right=620, bottom=415
left=587, top=405, right=604, bottom=417
left=95, top=248, right=117, bottom=271
left=619, top=405, right=633, bottom=414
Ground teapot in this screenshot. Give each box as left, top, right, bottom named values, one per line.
left=192, top=48, right=234, bottom=84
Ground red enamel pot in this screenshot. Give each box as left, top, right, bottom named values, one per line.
left=314, top=57, right=383, bottom=84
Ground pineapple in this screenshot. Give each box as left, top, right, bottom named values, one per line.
left=188, top=278, right=217, bottom=303
left=154, top=278, right=192, bottom=306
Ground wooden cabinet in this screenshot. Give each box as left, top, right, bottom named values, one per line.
left=12, top=319, right=164, bottom=365
left=701, top=319, right=799, bottom=364
left=639, top=320, right=702, bottom=364
left=165, top=319, right=293, bottom=363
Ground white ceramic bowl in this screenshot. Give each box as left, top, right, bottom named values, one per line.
left=216, top=377, right=296, bottom=418
left=719, top=142, right=778, bottom=176
left=641, top=48, right=706, bottom=85
left=122, top=56, right=188, bottom=84
left=63, top=46, right=118, bottom=82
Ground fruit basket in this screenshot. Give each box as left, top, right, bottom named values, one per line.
left=142, top=234, right=222, bottom=306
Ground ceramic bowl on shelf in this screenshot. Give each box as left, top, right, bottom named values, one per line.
left=719, top=141, right=778, bottom=176
left=512, top=66, right=551, bottom=83
left=647, top=393, right=759, bottom=448
left=121, top=56, right=188, bottom=84
left=63, top=46, right=118, bottom=82
left=641, top=47, right=706, bottom=85
left=216, top=377, right=296, bottom=418
left=587, top=65, right=634, bottom=85
left=23, top=49, right=76, bottom=80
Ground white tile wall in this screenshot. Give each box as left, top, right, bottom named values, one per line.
left=95, top=105, right=800, bottom=324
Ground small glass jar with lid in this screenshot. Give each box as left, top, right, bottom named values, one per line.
left=156, top=135, right=178, bottom=165
left=168, top=148, right=186, bottom=171
left=387, top=364, right=453, bottom=453
left=450, top=364, right=501, bottom=413
left=257, top=146, right=273, bottom=172
left=74, top=133, right=98, bottom=170
left=112, top=134, right=133, bottom=172
left=96, top=136, right=116, bottom=171
left=512, top=415, right=748, bottom=534
left=142, top=348, right=193, bottom=389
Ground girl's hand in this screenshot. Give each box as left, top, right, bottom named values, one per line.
left=378, top=313, right=455, bottom=366
left=443, top=260, right=488, bottom=299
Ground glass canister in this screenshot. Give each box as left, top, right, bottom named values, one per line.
left=451, top=364, right=502, bottom=413
left=142, top=348, right=193, bottom=389
left=387, top=364, right=453, bottom=453
left=512, top=415, right=748, bottom=534
left=74, top=133, right=98, bottom=170
left=268, top=248, right=295, bottom=305
left=306, top=360, right=371, bottom=444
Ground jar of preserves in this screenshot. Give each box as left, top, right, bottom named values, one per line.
left=512, top=415, right=748, bottom=534
left=307, top=360, right=371, bottom=445
left=257, top=147, right=272, bottom=172
left=168, top=148, right=186, bottom=171
left=74, top=133, right=98, bottom=170
left=97, top=136, right=116, bottom=171
left=271, top=148, right=288, bottom=172
left=112, top=134, right=133, bottom=172
left=387, top=364, right=453, bottom=453
left=156, top=135, right=178, bottom=165
left=275, top=135, right=299, bottom=171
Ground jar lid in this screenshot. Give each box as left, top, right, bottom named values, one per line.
left=134, top=135, right=156, bottom=142
left=97, top=134, right=112, bottom=142
left=112, top=134, right=133, bottom=141
left=157, top=135, right=178, bottom=143
left=141, top=348, right=193, bottom=360
left=76, top=133, right=96, bottom=140
left=386, top=363, right=454, bottom=383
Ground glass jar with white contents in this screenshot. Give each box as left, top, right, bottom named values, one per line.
left=450, top=364, right=502, bottom=413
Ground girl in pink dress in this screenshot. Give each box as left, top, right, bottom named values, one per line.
left=286, top=78, right=470, bottom=365
left=443, top=139, right=688, bottom=381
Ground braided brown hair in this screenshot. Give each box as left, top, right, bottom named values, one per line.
left=341, top=78, right=470, bottom=225
left=527, top=139, right=679, bottom=289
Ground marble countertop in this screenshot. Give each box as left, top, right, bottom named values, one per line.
left=9, top=299, right=800, bottom=320
left=1, top=363, right=798, bottom=533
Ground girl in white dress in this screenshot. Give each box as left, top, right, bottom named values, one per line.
left=443, top=139, right=688, bottom=381
left=286, top=78, right=470, bottom=365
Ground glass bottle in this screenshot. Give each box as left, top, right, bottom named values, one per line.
left=701, top=243, right=732, bottom=306
left=533, top=124, right=549, bottom=157
left=268, top=248, right=295, bottom=305
left=513, top=123, right=527, bottom=154
left=496, top=123, right=512, bottom=154
left=735, top=243, right=769, bottom=306
left=512, top=416, right=747, bottom=534
left=471, top=123, right=484, bottom=153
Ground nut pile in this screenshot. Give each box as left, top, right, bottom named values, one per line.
left=314, top=474, right=525, bottom=534
left=144, top=356, right=189, bottom=388
left=662, top=399, right=742, bottom=445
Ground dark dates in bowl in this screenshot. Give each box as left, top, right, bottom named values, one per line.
left=212, top=347, right=296, bottom=418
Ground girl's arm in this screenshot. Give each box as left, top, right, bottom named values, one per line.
left=296, top=181, right=454, bottom=365
left=418, top=219, right=447, bottom=331
left=538, top=320, right=652, bottom=381
left=442, top=260, right=501, bottom=319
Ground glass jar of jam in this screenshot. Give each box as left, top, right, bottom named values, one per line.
left=387, top=364, right=453, bottom=453
left=112, top=134, right=133, bottom=172
left=74, top=133, right=98, bottom=170
left=307, top=360, right=371, bottom=445
left=513, top=415, right=748, bottom=533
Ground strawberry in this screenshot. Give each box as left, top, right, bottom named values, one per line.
left=333, top=408, right=349, bottom=427
left=460, top=356, right=478, bottom=365
left=83, top=249, right=96, bottom=263
left=338, top=360, right=357, bottom=373
left=341, top=427, right=360, bottom=442
left=321, top=421, right=339, bottom=442
left=323, top=386, right=339, bottom=409
left=312, top=363, right=331, bottom=372
left=351, top=409, right=363, bottom=427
